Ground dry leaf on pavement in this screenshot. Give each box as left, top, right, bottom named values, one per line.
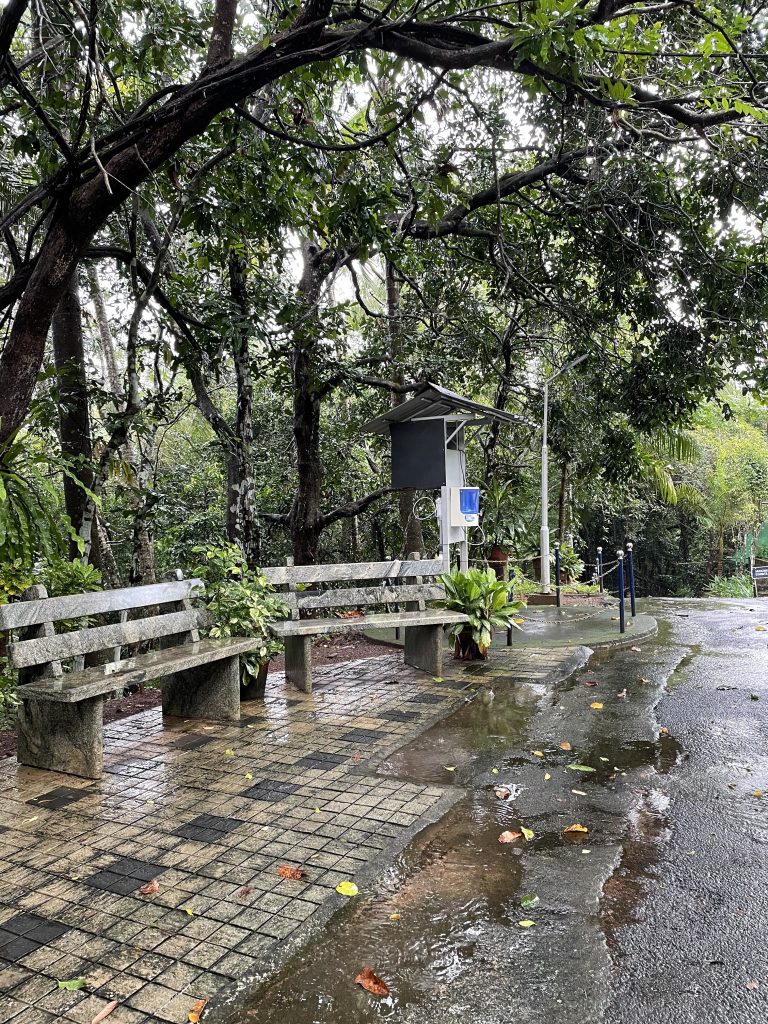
left=277, top=865, right=305, bottom=880
left=590, top=702, right=604, bottom=709
left=90, top=1002, right=118, bottom=1024
left=138, top=879, right=159, bottom=896
left=559, top=742, right=572, bottom=751
left=564, top=823, right=589, bottom=834
left=188, top=998, right=208, bottom=1023
left=494, top=787, right=511, bottom=800
left=355, top=966, right=390, bottom=997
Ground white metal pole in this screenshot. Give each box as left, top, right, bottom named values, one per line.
left=540, top=381, right=550, bottom=593
left=439, top=486, right=451, bottom=571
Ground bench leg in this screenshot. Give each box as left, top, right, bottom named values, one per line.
left=17, top=697, right=105, bottom=780
left=404, top=625, right=444, bottom=676
left=284, top=635, right=312, bottom=693
left=162, top=655, right=240, bottom=721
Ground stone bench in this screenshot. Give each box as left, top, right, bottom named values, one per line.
left=262, top=557, right=467, bottom=693
left=0, top=576, right=263, bottom=780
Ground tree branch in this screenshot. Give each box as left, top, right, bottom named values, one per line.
left=321, top=485, right=396, bottom=528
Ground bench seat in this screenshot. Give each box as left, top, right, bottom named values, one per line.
left=269, top=609, right=467, bottom=638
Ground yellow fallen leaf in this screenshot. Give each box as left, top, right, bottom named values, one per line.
left=184, top=907, right=194, bottom=916
left=336, top=881, right=359, bottom=897
left=571, top=789, right=587, bottom=796
left=559, top=742, right=572, bottom=751
left=564, top=823, right=589, bottom=834
left=518, top=920, right=536, bottom=928
left=599, top=757, right=609, bottom=762
left=659, top=726, right=669, bottom=735
left=544, top=772, right=551, bottom=780
left=491, top=768, right=499, bottom=775
left=521, top=826, right=534, bottom=841
left=754, top=789, right=763, bottom=798
left=188, top=997, right=208, bottom=1023
left=225, top=749, right=234, bottom=757
left=389, top=912, right=401, bottom=922
left=756, top=626, right=766, bottom=631
left=24, top=816, right=38, bottom=823
left=532, top=751, right=544, bottom=758
left=314, top=808, right=321, bottom=813
left=443, top=765, right=456, bottom=772
left=590, top=702, right=603, bottom=710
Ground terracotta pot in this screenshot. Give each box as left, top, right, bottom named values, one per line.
left=240, top=659, right=269, bottom=701
left=453, top=626, right=488, bottom=661
left=489, top=546, right=509, bottom=581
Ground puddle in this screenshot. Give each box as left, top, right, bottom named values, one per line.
left=600, top=788, right=671, bottom=948
left=244, top=793, right=526, bottom=1023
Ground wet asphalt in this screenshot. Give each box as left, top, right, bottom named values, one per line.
left=241, top=600, right=768, bottom=1024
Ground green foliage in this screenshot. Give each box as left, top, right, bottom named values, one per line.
left=0, top=434, right=78, bottom=573
left=555, top=543, right=585, bottom=580
left=436, top=567, right=525, bottom=653
left=192, top=544, right=288, bottom=675
left=705, top=573, right=754, bottom=598
left=0, top=559, right=33, bottom=603
left=482, top=479, right=534, bottom=555
left=39, top=558, right=102, bottom=598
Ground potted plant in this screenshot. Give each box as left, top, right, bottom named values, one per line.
left=435, top=567, right=526, bottom=660
left=482, top=479, right=531, bottom=579
left=554, top=543, right=585, bottom=584
left=193, top=544, right=288, bottom=700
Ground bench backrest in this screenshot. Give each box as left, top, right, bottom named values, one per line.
left=0, top=577, right=204, bottom=682
left=261, top=557, right=447, bottom=619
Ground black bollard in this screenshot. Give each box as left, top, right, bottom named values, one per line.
left=554, top=542, right=561, bottom=608
left=626, top=542, right=637, bottom=617
left=617, top=550, right=625, bottom=634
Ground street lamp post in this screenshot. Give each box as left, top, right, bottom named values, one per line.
left=540, top=354, right=588, bottom=593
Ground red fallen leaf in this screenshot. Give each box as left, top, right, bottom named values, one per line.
left=336, top=610, right=364, bottom=619
left=236, top=885, right=253, bottom=898
left=277, top=865, right=305, bottom=880
left=494, top=787, right=512, bottom=800
left=355, top=966, right=389, bottom=997
left=498, top=830, right=523, bottom=843
left=559, top=742, right=572, bottom=751
left=585, top=680, right=598, bottom=688
left=747, top=980, right=759, bottom=991
left=138, top=879, right=160, bottom=896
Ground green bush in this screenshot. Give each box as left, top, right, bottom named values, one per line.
left=436, top=567, right=525, bottom=655
left=705, top=573, right=754, bottom=598
left=192, top=544, right=288, bottom=683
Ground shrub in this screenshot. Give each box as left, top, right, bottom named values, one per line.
left=705, top=573, right=754, bottom=598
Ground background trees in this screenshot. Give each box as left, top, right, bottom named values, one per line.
left=1, top=0, right=768, bottom=591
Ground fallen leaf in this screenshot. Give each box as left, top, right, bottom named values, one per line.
left=244, top=773, right=254, bottom=780
left=518, top=920, right=536, bottom=928
left=585, top=680, right=598, bottom=687
left=659, top=727, right=669, bottom=735
left=355, top=966, right=389, bottom=997
left=756, top=626, right=766, bottom=632
left=618, top=688, right=627, bottom=699
left=24, top=816, right=38, bottom=823
left=138, top=879, right=159, bottom=896
left=559, top=742, right=572, bottom=751
left=277, top=865, right=305, bottom=880
left=389, top=912, right=401, bottom=922
left=590, top=702, right=604, bottom=710
left=599, top=757, right=609, bottom=762
left=521, top=826, right=534, bottom=841
left=58, top=978, right=87, bottom=991
left=640, top=677, right=650, bottom=683
left=225, top=749, right=234, bottom=757
left=754, top=789, right=763, bottom=798
left=498, top=830, right=523, bottom=843
left=747, top=980, right=760, bottom=991
left=630, top=646, right=641, bottom=652
left=544, top=772, right=551, bottom=780
left=314, top=808, right=321, bottom=813
left=184, top=907, right=194, bottom=916
left=90, top=1001, right=118, bottom=1024
left=188, top=997, right=208, bottom=1023
left=237, top=886, right=252, bottom=898
left=532, top=750, right=544, bottom=758
left=567, top=763, right=596, bottom=772
left=571, top=789, right=587, bottom=796
left=146, top=800, right=154, bottom=806
left=491, top=767, right=499, bottom=775
left=336, top=880, right=359, bottom=897
left=494, top=787, right=512, bottom=800
left=520, top=894, right=539, bottom=910
left=432, top=676, right=444, bottom=683
left=443, top=765, right=456, bottom=772
left=564, top=823, right=589, bottom=834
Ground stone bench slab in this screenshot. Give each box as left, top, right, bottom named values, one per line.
left=269, top=609, right=467, bottom=638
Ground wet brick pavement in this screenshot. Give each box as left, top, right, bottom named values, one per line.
left=0, top=646, right=577, bottom=1023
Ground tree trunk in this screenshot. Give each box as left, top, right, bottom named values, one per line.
left=227, top=248, right=260, bottom=566
left=51, top=269, right=94, bottom=560
left=289, top=242, right=328, bottom=565
left=557, top=460, right=569, bottom=541
left=92, top=512, right=122, bottom=588
left=387, top=260, right=423, bottom=556
left=129, top=431, right=158, bottom=586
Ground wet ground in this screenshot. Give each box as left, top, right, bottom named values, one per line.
left=242, top=600, right=768, bottom=1024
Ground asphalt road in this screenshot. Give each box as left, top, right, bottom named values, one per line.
left=242, top=600, right=768, bottom=1024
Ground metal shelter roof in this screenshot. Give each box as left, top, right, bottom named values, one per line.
left=359, top=382, right=533, bottom=436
